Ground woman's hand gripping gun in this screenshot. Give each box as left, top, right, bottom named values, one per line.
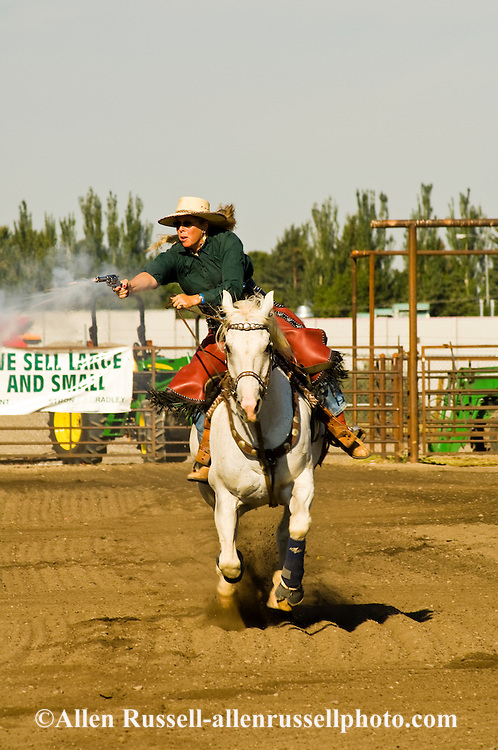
left=94, top=274, right=120, bottom=290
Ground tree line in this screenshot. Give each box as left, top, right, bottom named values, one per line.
left=0, top=189, right=154, bottom=309
left=1, top=184, right=496, bottom=316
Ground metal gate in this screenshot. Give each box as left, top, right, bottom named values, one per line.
left=420, top=345, right=498, bottom=456
left=339, top=344, right=498, bottom=460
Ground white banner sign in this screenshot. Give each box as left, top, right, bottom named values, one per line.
left=0, top=347, right=134, bottom=415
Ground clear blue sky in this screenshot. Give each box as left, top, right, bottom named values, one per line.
left=1, top=0, right=497, bottom=254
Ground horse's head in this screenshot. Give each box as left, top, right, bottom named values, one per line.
left=220, top=290, right=279, bottom=423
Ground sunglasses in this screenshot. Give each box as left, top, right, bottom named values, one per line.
left=173, top=219, right=195, bottom=229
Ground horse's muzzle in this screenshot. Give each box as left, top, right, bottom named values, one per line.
left=241, top=401, right=259, bottom=423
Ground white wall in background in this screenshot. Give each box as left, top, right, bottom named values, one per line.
left=27, top=310, right=498, bottom=359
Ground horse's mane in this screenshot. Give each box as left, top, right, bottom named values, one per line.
left=218, top=296, right=292, bottom=359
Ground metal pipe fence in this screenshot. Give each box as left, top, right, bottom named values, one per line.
left=420, top=346, right=498, bottom=456
left=1, top=344, right=498, bottom=463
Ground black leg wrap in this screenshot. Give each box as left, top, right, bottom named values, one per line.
left=281, top=538, right=306, bottom=589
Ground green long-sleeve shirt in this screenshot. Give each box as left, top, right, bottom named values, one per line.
left=143, top=231, right=254, bottom=306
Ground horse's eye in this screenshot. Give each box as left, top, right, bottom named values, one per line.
left=265, top=344, right=272, bottom=354
left=225, top=344, right=231, bottom=355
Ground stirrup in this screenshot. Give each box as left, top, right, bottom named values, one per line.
left=187, top=463, right=210, bottom=483
left=345, top=427, right=370, bottom=459
left=327, top=422, right=370, bottom=459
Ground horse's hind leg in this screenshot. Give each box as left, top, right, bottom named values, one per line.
left=267, top=538, right=306, bottom=611
left=268, top=506, right=294, bottom=611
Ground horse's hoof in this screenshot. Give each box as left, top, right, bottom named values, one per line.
left=217, top=583, right=237, bottom=609
left=267, top=593, right=293, bottom=612
left=275, top=581, right=303, bottom=607
left=266, top=571, right=303, bottom=611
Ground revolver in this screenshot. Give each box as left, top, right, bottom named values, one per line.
left=94, top=274, right=120, bottom=290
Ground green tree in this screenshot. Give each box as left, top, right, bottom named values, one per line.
left=311, top=191, right=398, bottom=316
left=7, top=202, right=57, bottom=291
left=118, top=193, right=153, bottom=274
left=78, top=187, right=105, bottom=270
left=0, top=226, right=13, bottom=287
left=309, top=198, right=348, bottom=317
left=106, top=192, right=120, bottom=266
left=340, top=190, right=398, bottom=313
left=446, top=189, right=489, bottom=315
left=0, top=190, right=156, bottom=300
left=59, top=214, right=77, bottom=261
left=406, top=183, right=449, bottom=315
left=408, top=184, right=488, bottom=315
left=247, top=250, right=273, bottom=291
left=304, top=197, right=339, bottom=299
left=489, top=230, right=498, bottom=309
left=262, top=225, right=307, bottom=308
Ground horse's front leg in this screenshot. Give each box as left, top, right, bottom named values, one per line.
left=214, top=488, right=244, bottom=585
left=268, top=469, right=314, bottom=611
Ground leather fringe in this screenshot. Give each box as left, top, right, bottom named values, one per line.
left=147, top=389, right=201, bottom=422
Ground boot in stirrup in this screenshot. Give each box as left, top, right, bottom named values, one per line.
left=323, top=409, right=371, bottom=459
left=187, top=463, right=210, bottom=482
left=187, top=414, right=211, bottom=483
left=348, top=427, right=370, bottom=459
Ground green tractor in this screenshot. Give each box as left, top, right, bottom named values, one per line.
left=428, top=365, right=498, bottom=454
left=48, top=298, right=193, bottom=464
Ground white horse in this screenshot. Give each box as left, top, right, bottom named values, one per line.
left=191, top=290, right=326, bottom=611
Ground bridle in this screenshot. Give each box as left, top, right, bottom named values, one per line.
left=223, top=322, right=272, bottom=402
left=225, top=369, right=271, bottom=399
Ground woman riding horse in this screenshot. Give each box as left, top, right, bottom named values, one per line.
left=114, top=196, right=369, bottom=480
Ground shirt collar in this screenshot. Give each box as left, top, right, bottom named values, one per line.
left=177, top=235, right=210, bottom=257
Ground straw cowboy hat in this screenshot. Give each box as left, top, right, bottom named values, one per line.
left=158, top=196, right=230, bottom=227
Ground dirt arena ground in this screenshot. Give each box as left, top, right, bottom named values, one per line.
left=0, top=451, right=496, bottom=750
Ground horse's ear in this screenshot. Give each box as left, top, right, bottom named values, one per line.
left=260, top=291, right=274, bottom=318
left=222, top=290, right=234, bottom=314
